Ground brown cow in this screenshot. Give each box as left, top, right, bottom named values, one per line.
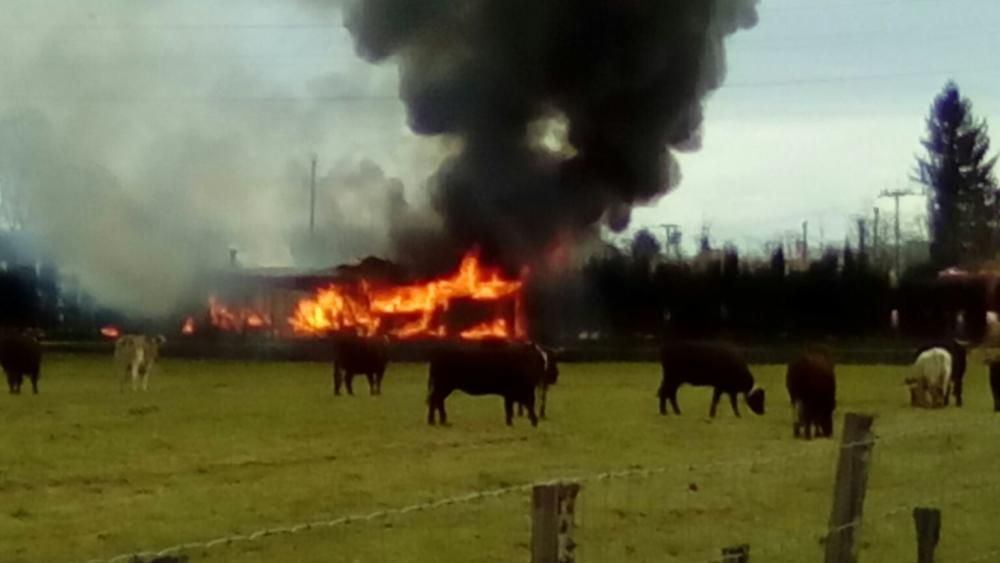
left=786, top=349, right=836, bottom=439
left=1, top=329, right=42, bottom=395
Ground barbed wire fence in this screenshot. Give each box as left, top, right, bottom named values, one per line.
left=79, top=412, right=1000, bottom=563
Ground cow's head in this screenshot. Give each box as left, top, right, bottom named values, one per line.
left=533, top=344, right=559, bottom=386
left=746, top=387, right=765, bottom=415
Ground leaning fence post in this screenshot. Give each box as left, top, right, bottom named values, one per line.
left=913, top=507, right=941, bottom=563
left=824, top=413, right=875, bottom=563
left=532, top=482, right=580, bottom=563
left=721, top=544, right=750, bottom=562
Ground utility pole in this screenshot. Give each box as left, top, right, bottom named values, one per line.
left=857, top=218, right=867, bottom=256
left=659, top=224, right=682, bottom=260
left=802, top=221, right=809, bottom=264
left=879, top=189, right=920, bottom=278
left=872, top=207, right=880, bottom=267
left=309, top=154, right=318, bottom=240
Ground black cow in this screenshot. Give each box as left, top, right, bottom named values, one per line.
left=426, top=341, right=557, bottom=426
left=1, top=329, right=42, bottom=395
left=333, top=335, right=390, bottom=396
left=915, top=339, right=968, bottom=406
left=989, top=361, right=1000, bottom=412
left=786, top=349, right=836, bottom=439
left=658, top=342, right=765, bottom=417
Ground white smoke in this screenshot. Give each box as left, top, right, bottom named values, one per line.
left=0, top=0, right=422, bottom=315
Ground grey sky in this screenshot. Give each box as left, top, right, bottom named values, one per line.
left=2, top=0, right=999, bottom=287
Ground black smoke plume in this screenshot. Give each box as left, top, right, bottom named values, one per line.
left=346, top=0, right=759, bottom=266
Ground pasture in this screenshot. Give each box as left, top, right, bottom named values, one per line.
left=2, top=355, right=999, bottom=562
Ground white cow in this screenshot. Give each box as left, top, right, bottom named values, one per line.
left=905, top=347, right=952, bottom=408
left=114, top=335, right=166, bottom=392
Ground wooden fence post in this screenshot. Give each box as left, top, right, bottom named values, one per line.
left=557, top=483, right=581, bottom=563
left=913, top=507, right=941, bottom=563
left=721, top=544, right=750, bottom=562
left=824, top=413, right=875, bottom=563
left=532, top=482, right=581, bottom=563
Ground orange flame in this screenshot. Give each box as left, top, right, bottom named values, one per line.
left=100, top=326, right=120, bottom=339
left=460, top=318, right=510, bottom=340
left=208, top=296, right=272, bottom=332
left=181, top=317, right=195, bottom=335
left=290, top=250, right=525, bottom=340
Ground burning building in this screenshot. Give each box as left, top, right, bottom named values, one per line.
left=181, top=250, right=526, bottom=341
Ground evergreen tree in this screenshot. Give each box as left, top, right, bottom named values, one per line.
left=915, top=81, right=998, bottom=268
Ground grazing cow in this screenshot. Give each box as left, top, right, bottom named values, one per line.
left=785, top=349, right=836, bottom=439
left=915, top=339, right=968, bottom=406
left=0, top=329, right=42, bottom=395
left=332, top=335, right=390, bottom=396
left=989, top=361, right=1000, bottom=412
left=426, top=341, right=556, bottom=426
left=658, top=342, right=765, bottom=417
left=114, top=335, right=166, bottom=392
left=906, top=347, right=952, bottom=408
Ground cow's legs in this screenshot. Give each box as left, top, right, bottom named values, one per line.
left=953, top=378, right=964, bottom=407
left=539, top=385, right=548, bottom=419
left=522, top=394, right=538, bottom=427
left=426, top=395, right=437, bottom=425
left=8, top=373, right=21, bottom=394
left=141, top=368, right=149, bottom=391
left=709, top=388, right=723, bottom=418
left=365, top=373, right=376, bottom=396
left=504, top=397, right=515, bottom=426
left=345, top=373, right=356, bottom=396
left=659, top=381, right=682, bottom=415
left=131, top=362, right=141, bottom=392
left=436, top=397, right=448, bottom=426
left=729, top=392, right=742, bottom=417
left=30, top=374, right=38, bottom=395
left=332, top=365, right=342, bottom=395
left=427, top=390, right=450, bottom=425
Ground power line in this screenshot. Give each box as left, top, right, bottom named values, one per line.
left=725, top=67, right=1000, bottom=89
left=0, top=65, right=995, bottom=105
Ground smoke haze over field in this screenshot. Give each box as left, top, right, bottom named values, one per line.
left=0, top=0, right=419, bottom=315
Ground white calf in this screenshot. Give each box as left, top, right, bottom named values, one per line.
left=114, top=335, right=165, bottom=392
left=906, top=347, right=952, bottom=408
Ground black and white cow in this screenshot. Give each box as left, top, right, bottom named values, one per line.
left=914, top=339, right=968, bottom=406
left=906, top=347, right=952, bottom=408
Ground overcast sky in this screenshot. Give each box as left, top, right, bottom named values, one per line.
left=3, top=0, right=1000, bottom=272
left=632, top=0, right=1000, bottom=253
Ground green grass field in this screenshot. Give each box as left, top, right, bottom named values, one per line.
left=2, top=355, right=999, bottom=563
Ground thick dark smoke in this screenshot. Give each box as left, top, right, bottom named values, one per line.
left=346, top=0, right=759, bottom=265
